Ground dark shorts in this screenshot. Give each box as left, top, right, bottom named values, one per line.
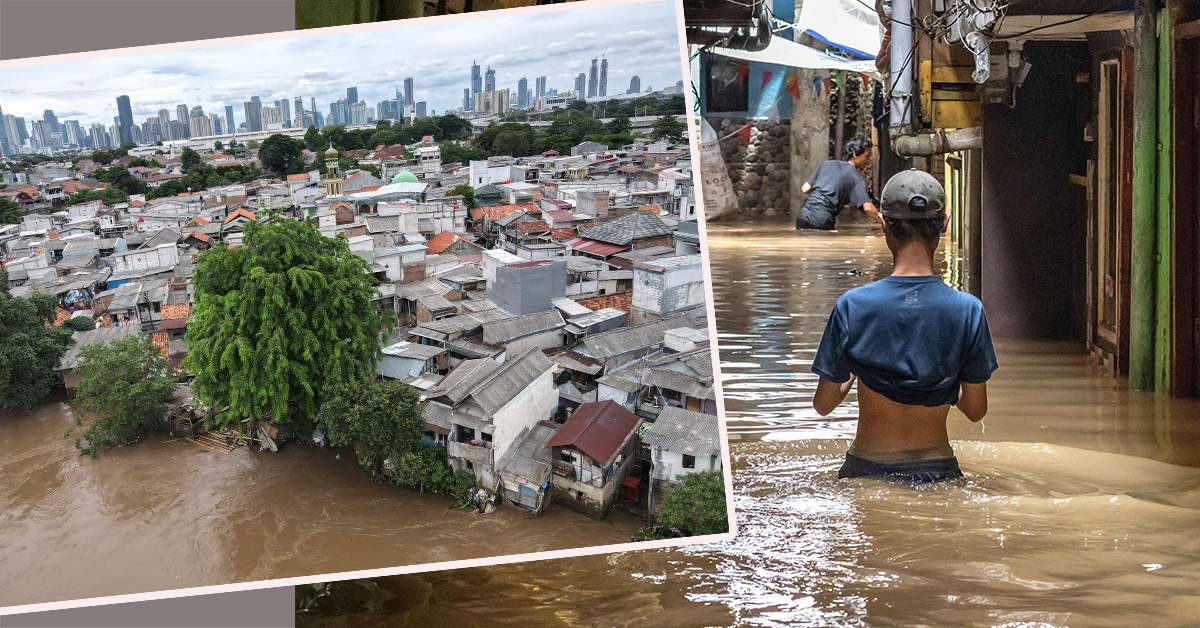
left=838, top=451, right=963, bottom=483
left=796, top=198, right=838, bottom=230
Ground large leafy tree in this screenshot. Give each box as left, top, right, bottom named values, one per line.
left=651, top=115, right=688, bottom=144
left=0, top=273, right=74, bottom=412
left=184, top=218, right=395, bottom=435
left=180, top=147, right=203, bottom=172
left=655, top=469, right=729, bottom=536
left=258, top=133, right=306, bottom=175
left=319, top=379, right=424, bottom=470
left=73, top=334, right=181, bottom=456
left=445, top=183, right=478, bottom=210
left=0, top=198, right=24, bottom=224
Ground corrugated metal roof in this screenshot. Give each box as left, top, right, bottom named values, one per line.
left=428, top=358, right=502, bottom=405
left=565, top=237, right=629, bottom=257
left=58, top=325, right=142, bottom=370
left=553, top=350, right=604, bottom=375
left=482, top=310, right=565, bottom=345
left=496, top=422, right=559, bottom=485
left=547, top=400, right=642, bottom=467
left=422, top=401, right=454, bottom=434
left=642, top=407, right=720, bottom=457
left=577, top=211, right=672, bottom=246
left=464, top=348, right=555, bottom=417
left=640, top=366, right=715, bottom=400
left=580, top=312, right=691, bottom=359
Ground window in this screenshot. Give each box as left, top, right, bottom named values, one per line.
left=682, top=454, right=696, bottom=469
left=560, top=450, right=574, bottom=463
left=704, top=53, right=749, bottom=113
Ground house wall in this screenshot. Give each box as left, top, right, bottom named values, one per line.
left=111, top=243, right=179, bottom=274
left=597, top=384, right=632, bottom=410
left=631, top=257, right=705, bottom=324
left=654, top=449, right=721, bottom=483
left=551, top=444, right=636, bottom=519
left=490, top=369, right=557, bottom=463
left=633, top=235, right=674, bottom=250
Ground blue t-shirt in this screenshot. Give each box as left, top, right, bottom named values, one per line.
left=812, top=275, right=998, bottom=407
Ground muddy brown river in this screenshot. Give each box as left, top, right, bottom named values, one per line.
left=0, top=395, right=642, bottom=608
left=296, top=224, right=1200, bottom=627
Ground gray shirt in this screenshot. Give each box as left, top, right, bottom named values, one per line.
left=798, top=160, right=871, bottom=230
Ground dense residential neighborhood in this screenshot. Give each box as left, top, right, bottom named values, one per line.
left=0, top=115, right=719, bottom=524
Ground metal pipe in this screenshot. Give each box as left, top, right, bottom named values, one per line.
left=893, top=127, right=982, bottom=156
left=888, top=0, right=913, bottom=138
left=1129, top=0, right=1158, bottom=391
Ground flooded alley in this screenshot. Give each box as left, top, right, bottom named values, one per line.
left=0, top=392, right=642, bottom=608
left=297, top=225, right=1200, bottom=627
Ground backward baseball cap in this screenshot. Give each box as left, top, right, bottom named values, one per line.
left=880, top=168, right=945, bottom=220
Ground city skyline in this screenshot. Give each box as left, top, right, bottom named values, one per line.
left=0, top=1, right=683, bottom=133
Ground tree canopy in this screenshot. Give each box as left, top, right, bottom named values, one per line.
left=0, top=198, right=25, bottom=224
left=0, top=276, right=73, bottom=412
left=319, top=379, right=424, bottom=470
left=651, top=116, right=688, bottom=144
left=656, top=470, right=729, bottom=536
left=258, top=133, right=307, bottom=175
left=183, top=218, right=395, bottom=436
left=73, top=334, right=180, bottom=456
left=445, top=183, right=478, bottom=210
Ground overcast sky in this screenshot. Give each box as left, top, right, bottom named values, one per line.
left=0, top=0, right=683, bottom=130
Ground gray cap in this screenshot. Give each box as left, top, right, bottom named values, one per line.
left=880, top=168, right=945, bottom=219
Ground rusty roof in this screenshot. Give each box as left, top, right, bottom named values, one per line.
left=546, top=399, right=642, bottom=467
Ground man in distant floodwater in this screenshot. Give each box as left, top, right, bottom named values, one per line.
left=810, top=169, right=997, bottom=482
left=796, top=137, right=878, bottom=230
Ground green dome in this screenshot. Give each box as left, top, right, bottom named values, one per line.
left=325, top=145, right=338, bottom=158
left=391, top=171, right=419, bottom=184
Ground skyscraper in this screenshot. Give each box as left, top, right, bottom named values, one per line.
left=64, top=120, right=83, bottom=146
left=191, top=105, right=204, bottom=118
left=415, top=102, right=427, bottom=119
left=311, top=98, right=320, bottom=128
left=116, top=95, right=134, bottom=145
left=251, top=96, right=260, bottom=103
left=403, top=78, right=414, bottom=108
left=176, top=105, right=191, bottom=138
left=347, top=87, right=358, bottom=105
left=485, top=67, right=495, bottom=92
left=463, top=88, right=471, bottom=111
left=225, top=106, right=235, bottom=134
left=1, top=114, right=19, bottom=156
left=43, top=110, right=60, bottom=135
left=244, top=100, right=263, bottom=132
left=471, top=61, right=482, bottom=96
left=535, top=76, right=547, bottom=100
left=517, top=77, right=528, bottom=109
left=575, top=73, right=587, bottom=99
left=210, top=113, right=224, bottom=135
left=14, top=116, right=28, bottom=147
left=588, top=59, right=598, bottom=98
left=0, top=103, right=11, bottom=157
left=281, top=98, right=291, bottom=129
left=599, top=59, right=609, bottom=97
left=294, top=97, right=304, bottom=118
left=158, top=109, right=172, bottom=140
left=676, top=80, right=684, bottom=94
left=628, top=75, right=641, bottom=94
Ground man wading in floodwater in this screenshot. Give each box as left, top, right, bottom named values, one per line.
left=810, top=169, right=997, bottom=482
left=796, top=137, right=879, bottom=230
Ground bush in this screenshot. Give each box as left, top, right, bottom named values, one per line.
left=451, top=470, right=476, bottom=504
left=654, top=470, right=729, bottom=537
left=73, top=334, right=181, bottom=455
left=389, top=445, right=456, bottom=495
left=62, top=316, right=96, bottom=332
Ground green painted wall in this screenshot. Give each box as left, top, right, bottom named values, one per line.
left=1129, top=0, right=1159, bottom=391
left=1155, top=9, right=1174, bottom=393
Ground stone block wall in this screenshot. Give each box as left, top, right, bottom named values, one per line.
left=713, top=118, right=791, bottom=219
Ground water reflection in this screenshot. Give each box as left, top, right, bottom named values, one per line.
left=297, top=225, right=1200, bottom=627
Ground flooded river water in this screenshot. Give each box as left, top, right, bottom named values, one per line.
left=0, top=395, right=642, bottom=608
left=297, top=224, right=1200, bottom=627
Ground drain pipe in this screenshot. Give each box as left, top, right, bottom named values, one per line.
left=888, top=0, right=913, bottom=139
left=893, top=127, right=982, bottom=156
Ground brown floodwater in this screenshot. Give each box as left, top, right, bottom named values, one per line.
left=0, top=392, right=642, bottom=608
left=296, top=224, right=1200, bottom=627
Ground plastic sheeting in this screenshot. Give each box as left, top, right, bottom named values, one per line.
left=710, top=35, right=881, bottom=79
left=698, top=119, right=740, bottom=222
left=795, top=0, right=883, bottom=60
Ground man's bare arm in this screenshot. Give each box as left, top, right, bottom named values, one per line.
left=801, top=182, right=812, bottom=194
left=863, top=202, right=880, bottom=224
left=814, top=376, right=856, bottom=416
left=956, top=381, right=988, bottom=422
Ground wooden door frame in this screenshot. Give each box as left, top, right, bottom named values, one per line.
left=1172, top=20, right=1200, bottom=397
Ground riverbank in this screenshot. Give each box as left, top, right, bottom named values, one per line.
left=0, top=389, right=642, bottom=608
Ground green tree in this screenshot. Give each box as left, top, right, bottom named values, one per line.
left=535, top=133, right=575, bottom=156
left=547, top=111, right=605, bottom=144
left=247, top=139, right=260, bottom=150
left=181, top=147, right=202, bottom=172
left=434, top=114, right=473, bottom=141
left=214, top=140, right=224, bottom=151
left=651, top=115, right=688, bottom=143
left=67, top=187, right=128, bottom=206
left=606, top=114, right=632, bottom=136
left=92, top=150, right=113, bottom=165
left=258, top=134, right=306, bottom=175
left=0, top=279, right=73, bottom=412
left=73, top=334, right=180, bottom=456
left=493, top=130, right=531, bottom=157
left=473, top=122, right=536, bottom=154
left=184, top=218, right=395, bottom=436
left=319, top=379, right=424, bottom=470
left=656, top=470, right=728, bottom=536
left=445, top=183, right=478, bottom=210
left=439, top=141, right=488, bottom=166
left=303, top=125, right=322, bottom=151
left=0, top=198, right=24, bottom=224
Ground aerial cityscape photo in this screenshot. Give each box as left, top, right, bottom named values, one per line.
left=0, top=0, right=728, bottom=611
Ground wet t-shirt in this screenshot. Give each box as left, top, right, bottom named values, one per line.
left=812, top=275, right=998, bottom=407
left=798, top=160, right=872, bottom=230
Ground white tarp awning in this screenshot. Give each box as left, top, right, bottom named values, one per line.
left=711, top=35, right=881, bottom=78
left=796, top=0, right=883, bottom=60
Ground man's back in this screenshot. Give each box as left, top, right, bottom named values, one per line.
left=798, top=160, right=871, bottom=230
left=813, top=275, right=997, bottom=408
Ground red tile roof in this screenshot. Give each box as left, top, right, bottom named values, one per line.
left=224, top=207, right=257, bottom=224
left=426, top=230, right=483, bottom=254
left=185, top=230, right=213, bottom=244
left=161, top=303, right=190, bottom=320
left=185, top=216, right=210, bottom=227
left=543, top=210, right=576, bottom=223
left=639, top=205, right=662, bottom=214
left=516, top=220, right=550, bottom=234
left=469, top=208, right=485, bottom=220
left=565, top=237, right=630, bottom=257
left=481, top=203, right=537, bottom=221
left=550, top=228, right=577, bottom=241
